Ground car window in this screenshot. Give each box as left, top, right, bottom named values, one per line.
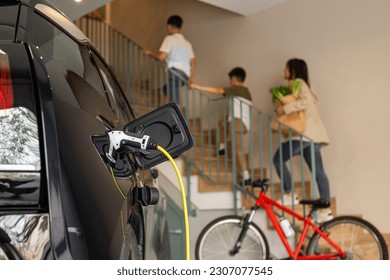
left=17, top=6, right=133, bottom=127
left=91, top=52, right=133, bottom=127
left=18, top=8, right=107, bottom=102
left=17, top=7, right=121, bottom=121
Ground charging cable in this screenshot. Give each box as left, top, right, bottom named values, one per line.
left=106, top=131, right=190, bottom=260
left=109, top=167, right=126, bottom=239
left=157, top=145, right=190, bottom=260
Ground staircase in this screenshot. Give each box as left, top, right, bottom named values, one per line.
left=74, top=16, right=390, bottom=258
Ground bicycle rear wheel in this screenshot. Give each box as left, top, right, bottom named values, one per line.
left=195, top=215, right=269, bottom=260
left=307, top=216, right=388, bottom=260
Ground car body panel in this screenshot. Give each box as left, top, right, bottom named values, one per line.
left=0, top=0, right=171, bottom=259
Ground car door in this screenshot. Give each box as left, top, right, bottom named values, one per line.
left=15, top=3, right=139, bottom=259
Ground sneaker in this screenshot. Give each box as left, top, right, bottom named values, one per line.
left=277, top=193, right=300, bottom=205
left=316, top=208, right=334, bottom=223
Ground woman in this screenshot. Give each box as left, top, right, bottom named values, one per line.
left=273, top=58, right=332, bottom=223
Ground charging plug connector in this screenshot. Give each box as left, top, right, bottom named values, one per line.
left=106, top=131, right=157, bottom=165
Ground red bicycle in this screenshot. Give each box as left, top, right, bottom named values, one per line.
left=195, top=179, right=388, bottom=260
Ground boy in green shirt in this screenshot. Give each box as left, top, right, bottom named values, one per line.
left=190, top=67, right=253, bottom=184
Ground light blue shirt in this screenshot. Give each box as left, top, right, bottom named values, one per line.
left=159, top=33, right=195, bottom=77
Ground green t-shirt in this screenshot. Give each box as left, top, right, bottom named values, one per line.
left=223, top=86, right=252, bottom=101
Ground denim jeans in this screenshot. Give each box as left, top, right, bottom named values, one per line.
left=163, top=68, right=188, bottom=106
left=273, top=141, right=330, bottom=203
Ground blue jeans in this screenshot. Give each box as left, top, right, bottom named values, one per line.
left=273, top=141, right=330, bottom=203
left=163, top=68, right=188, bottom=106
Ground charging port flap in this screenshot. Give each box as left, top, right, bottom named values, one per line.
left=124, top=102, right=193, bottom=169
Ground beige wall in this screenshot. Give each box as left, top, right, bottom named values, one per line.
left=110, top=0, right=390, bottom=232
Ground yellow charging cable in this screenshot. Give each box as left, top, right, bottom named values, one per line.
left=110, top=167, right=126, bottom=199
left=157, top=145, right=190, bottom=260
left=110, top=167, right=126, bottom=239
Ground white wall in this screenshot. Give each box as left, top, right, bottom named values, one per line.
left=110, top=0, right=390, bottom=232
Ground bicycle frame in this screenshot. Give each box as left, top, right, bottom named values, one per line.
left=254, top=191, right=346, bottom=260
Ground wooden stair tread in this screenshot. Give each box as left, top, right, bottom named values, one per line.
left=198, top=176, right=233, bottom=192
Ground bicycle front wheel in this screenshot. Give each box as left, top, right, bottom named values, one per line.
left=307, top=216, right=388, bottom=260
left=195, top=215, right=269, bottom=260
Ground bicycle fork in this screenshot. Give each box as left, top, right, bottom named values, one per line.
left=229, top=207, right=258, bottom=256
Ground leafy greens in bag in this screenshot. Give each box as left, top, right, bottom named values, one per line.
left=269, top=80, right=302, bottom=101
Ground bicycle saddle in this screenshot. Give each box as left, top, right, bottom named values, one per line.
left=300, top=199, right=330, bottom=209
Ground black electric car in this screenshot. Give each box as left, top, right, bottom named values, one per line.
left=0, top=0, right=191, bottom=260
